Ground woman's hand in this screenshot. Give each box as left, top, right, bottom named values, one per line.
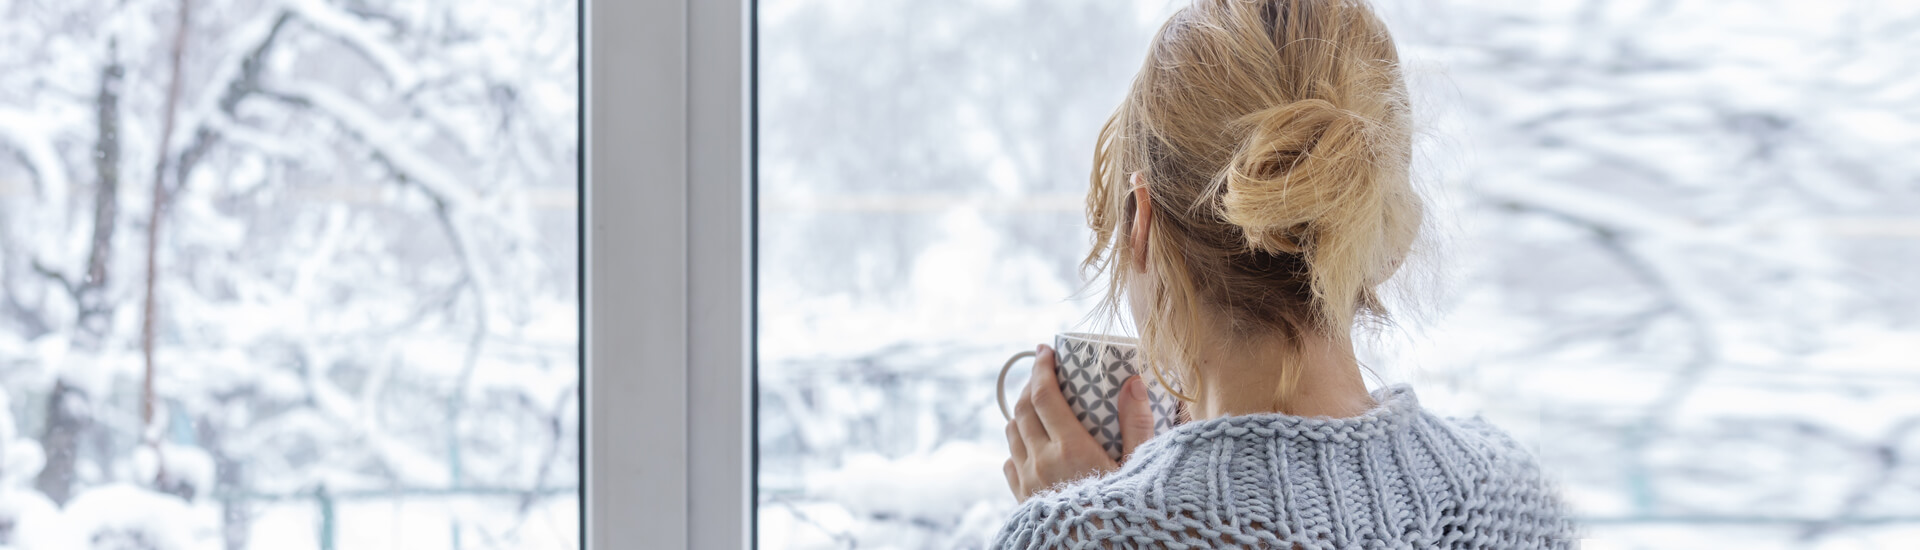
left=1002, top=344, right=1158, bottom=503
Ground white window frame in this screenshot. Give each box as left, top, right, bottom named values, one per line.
left=584, top=0, right=752, bottom=548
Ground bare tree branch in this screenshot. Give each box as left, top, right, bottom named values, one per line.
left=142, top=0, right=193, bottom=452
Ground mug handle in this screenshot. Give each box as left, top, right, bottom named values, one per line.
left=997, top=351, right=1037, bottom=421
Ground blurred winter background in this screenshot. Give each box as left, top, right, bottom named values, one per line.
left=0, top=0, right=578, bottom=549
left=757, top=0, right=1920, bottom=548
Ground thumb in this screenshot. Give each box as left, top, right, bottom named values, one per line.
left=1117, top=375, right=1156, bottom=462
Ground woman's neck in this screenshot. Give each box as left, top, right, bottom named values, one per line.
left=1189, top=328, right=1375, bottom=420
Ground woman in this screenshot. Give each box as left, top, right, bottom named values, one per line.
left=996, top=0, right=1577, bottom=547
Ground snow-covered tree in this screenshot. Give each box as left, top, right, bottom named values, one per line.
left=0, top=0, right=578, bottom=547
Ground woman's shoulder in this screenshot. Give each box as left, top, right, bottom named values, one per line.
left=1410, top=408, right=1583, bottom=544
left=990, top=473, right=1223, bottom=549
left=988, top=489, right=1111, bottom=549
left=1414, top=407, right=1558, bottom=484
left=992, top=385, right=1582, bottom=548
left=988, top=441, right=1215, bottom=548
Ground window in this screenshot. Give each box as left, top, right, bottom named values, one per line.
left=12, top=0, right=1915, bottom=548
left=754, top=1, right=1162, bottom=547
left=753, top=0, right=1920, bottom=548
left=0, top=0, right=578, bottom=548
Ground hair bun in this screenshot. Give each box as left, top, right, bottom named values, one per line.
left=1216, top=96, right=1416, bottom=331
left=1219, top=98, right=1379, bottom=256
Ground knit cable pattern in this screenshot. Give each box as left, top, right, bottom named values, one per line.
left=990, top=384, right=1578, bottom=549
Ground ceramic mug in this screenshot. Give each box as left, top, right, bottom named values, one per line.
left=997, top=332, right=1182, bottom=462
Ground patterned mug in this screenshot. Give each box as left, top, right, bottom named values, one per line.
left=997, top=332, right=1182, bottom=462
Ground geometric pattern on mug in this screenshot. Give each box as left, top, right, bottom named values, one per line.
left=1102, top=344, right=1181, bottom=438
left=1054, top=336, right=1181, bottom=462
left=1143, top=374, right=1180, bottom=434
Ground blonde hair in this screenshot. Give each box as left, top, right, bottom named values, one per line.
left=1084, top=0, right=1420, bottom=407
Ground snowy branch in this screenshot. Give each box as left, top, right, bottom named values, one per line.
left=284, top=0, right=422, bottom=93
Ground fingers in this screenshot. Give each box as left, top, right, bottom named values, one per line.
left=1003, top=459, right=1023, bottom=501
left=1005, top=343, right=1139, bottom=501
left=1005, top=421, right=1027, bottom=462
left=1117, top=375, right=1156, bottom=462
left=1027, top=345, right=1083, bottom=439
left=1014, top=388, right=1049, bottom=446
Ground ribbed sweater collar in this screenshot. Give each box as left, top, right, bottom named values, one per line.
left=997, top=383, right=1576, bottom=549
left=1144, top=383, right=1423, bottom=450
left=1101, top=383, right=1496, bottom=548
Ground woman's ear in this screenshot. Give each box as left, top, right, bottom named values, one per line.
left=1130, top=172, right=1153, bottom=273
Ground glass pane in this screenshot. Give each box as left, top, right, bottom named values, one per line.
left=755, top=2, right=1183, bottom=547
left=757, top=0, right=1920, bottom=549
left=0, top=0, right=579, bottom=548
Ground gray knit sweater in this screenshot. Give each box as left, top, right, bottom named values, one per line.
left=991, top=384, right=1577, bottom=549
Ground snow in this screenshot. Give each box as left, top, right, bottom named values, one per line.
left=756, top=0, right=1920, bottom=548
left=283, top=0, right=421, bottom=93
left=132, top=443, right=217, bottom=500
left=2, top=0, right=1916, bottom=547
left=0, top=489, right=62, bottom=550
left=22, top=484, right=220, bottom=550
left=0, top=108, right=69, bottom=206
left=244, top=494, right=578, bottom=550
left=0, top=0, right=577, bottom=548
left=805, top=442, right=1012, bottom=526
left=276, top=83, right=481, bottom=210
